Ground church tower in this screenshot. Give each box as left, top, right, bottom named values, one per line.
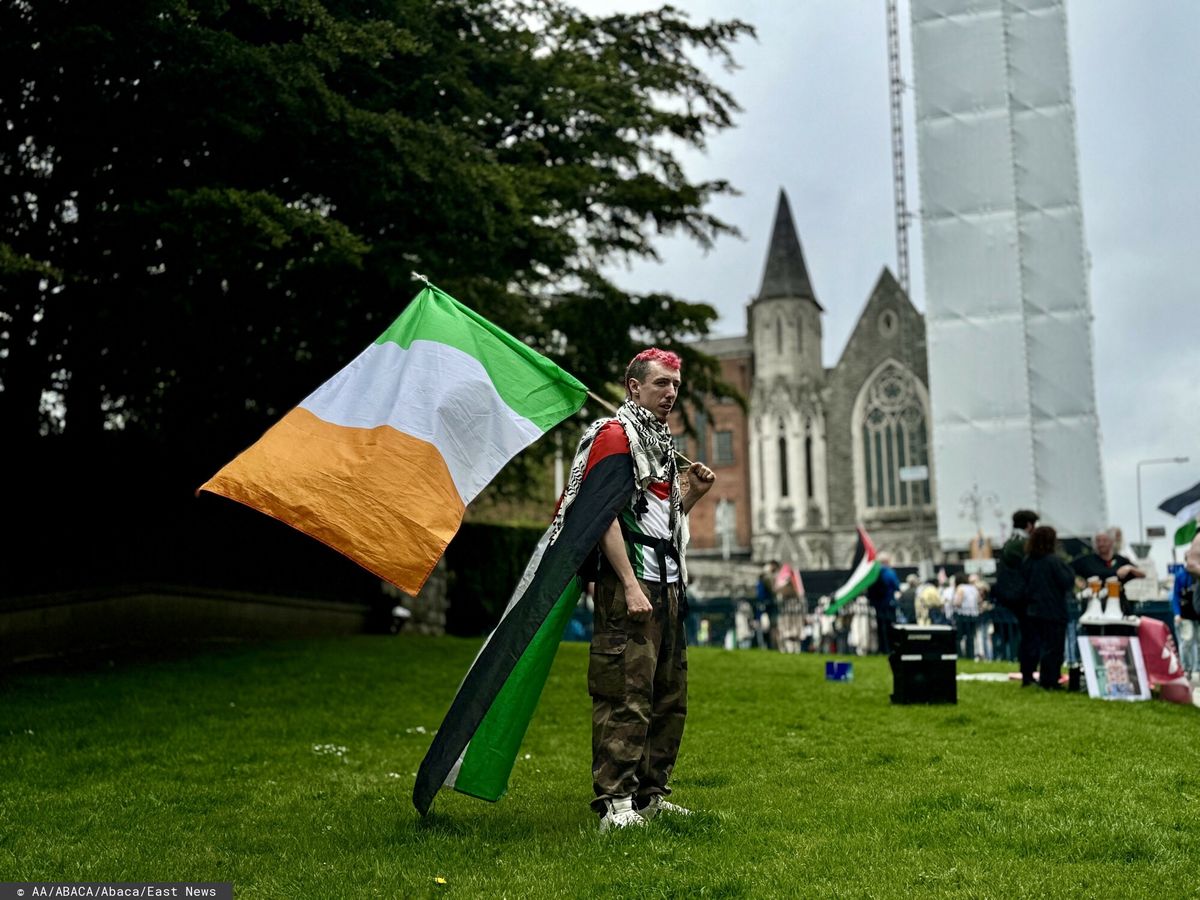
left=749, top=190, right=823, bottom=384
left=748, top=190, right=830, bottom=565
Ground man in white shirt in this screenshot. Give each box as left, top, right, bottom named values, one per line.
left=587, top=348, right=716, bottom=831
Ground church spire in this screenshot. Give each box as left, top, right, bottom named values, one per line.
left=755, top=189, right=822, bottom=310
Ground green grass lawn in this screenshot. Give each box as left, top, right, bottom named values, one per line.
left=3, top=635, right=1198, bottom=898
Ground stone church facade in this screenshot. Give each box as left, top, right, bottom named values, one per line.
left=676, top=190, right=938, bottom=589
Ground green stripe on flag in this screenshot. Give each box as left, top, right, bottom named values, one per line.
left=1176, top=518, right=1198, bottom=547
left=452, top=578, right=583, bottom=802
left=826, top=563, right=881, bottom=616
left=377, top=286, right=587, bottom=431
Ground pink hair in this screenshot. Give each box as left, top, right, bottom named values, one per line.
left=624, top=348, right=681, bottom=397
left=628, top=348, right=681, bottom=370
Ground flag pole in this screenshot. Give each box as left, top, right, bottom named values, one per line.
left=585, top=389, right=695, bottom=468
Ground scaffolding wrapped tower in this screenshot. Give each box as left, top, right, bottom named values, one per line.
left=910, top=0, right=1107, bottom=547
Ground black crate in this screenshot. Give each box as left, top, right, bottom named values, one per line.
left=891, top=623, right=956, bottom=654
left=889, top=624, right=957, bottom=704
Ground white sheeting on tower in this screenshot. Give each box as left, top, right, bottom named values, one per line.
left=910, top=0, right=1106, bottom=546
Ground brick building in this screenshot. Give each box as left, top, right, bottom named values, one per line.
left=672, top=336, right=754, bottom=557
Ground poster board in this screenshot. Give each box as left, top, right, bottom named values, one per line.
left=1078, top=636, right=1150, bottom=701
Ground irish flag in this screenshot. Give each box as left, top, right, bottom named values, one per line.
left=199, top=284, right=587, bottom=595
left=825, top=525, right=881, bottom=615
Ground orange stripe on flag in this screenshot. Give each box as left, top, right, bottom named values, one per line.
left=199, top=407, right=465, bottom=595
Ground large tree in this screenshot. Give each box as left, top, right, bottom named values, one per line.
left=1, top=0, right=751, bottom=455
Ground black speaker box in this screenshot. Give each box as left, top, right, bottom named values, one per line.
left=889, top=624, right=957, bottom=704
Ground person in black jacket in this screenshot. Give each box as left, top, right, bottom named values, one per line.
left=995, top=509, right=1038, bottom=683
left=1022, top=525, right=1075, bottom=691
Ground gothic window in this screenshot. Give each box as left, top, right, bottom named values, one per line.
left=776, top=316, right=783, bottom=355
left=778, top=418, right=788, bottom=498
left=857, top=362, right=930, bottom=510
left=804, top=431, right=814, bottom=500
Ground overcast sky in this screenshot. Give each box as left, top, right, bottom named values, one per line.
left=576, top=0, right=1199, bottom=571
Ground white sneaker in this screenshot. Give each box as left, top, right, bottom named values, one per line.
left=637, top=795, right=693, bottom=821
left=599, top=796, right=646, bottom=832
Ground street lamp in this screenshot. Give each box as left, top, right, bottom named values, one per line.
left=1137, top=456, right=1190, bottom=545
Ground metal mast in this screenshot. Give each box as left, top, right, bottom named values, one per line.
left=886, top=0, right=910, bottom=294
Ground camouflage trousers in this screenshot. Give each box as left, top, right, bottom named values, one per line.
left=589, top=573, right=687, bottom=812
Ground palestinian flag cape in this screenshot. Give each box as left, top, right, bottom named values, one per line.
left=825, top=525, right=881, bottom=615
left=413, top=424, right=634, bottom=815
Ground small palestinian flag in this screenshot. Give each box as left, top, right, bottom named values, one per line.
left=413, top=424, right=634, bottom=815
left=1175, top=518, right=1198, bottom=548
left=825, top=525, right=881, bottom=615
left=774, top=563, right=805, bottom=598
left=1158, top=480, right=1200, bottom=518
left=1159, top=480, right=1200, bottom=546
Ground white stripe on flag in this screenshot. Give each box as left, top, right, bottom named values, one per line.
left=1174, top=498, right=1200, bottom=523
left=836, top=556, right=876, bottom=602
left=300, top=339, right=543, bottom=504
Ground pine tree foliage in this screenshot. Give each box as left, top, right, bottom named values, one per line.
left=1, top=0, right=752, bottom=453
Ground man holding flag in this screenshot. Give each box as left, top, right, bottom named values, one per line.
left=581, top=349, right=716, bottom=830
left=407, top=342, right=713, bottom=824
left=199, top=283, right=717, bottom=826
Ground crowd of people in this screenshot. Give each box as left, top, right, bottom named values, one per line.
left=691, top=510, right=1200, bottom=691
left=703, top=554, right=1023, bottom=660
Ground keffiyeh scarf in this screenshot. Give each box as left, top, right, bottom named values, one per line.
left=548, top=399, right=688, bottom=584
